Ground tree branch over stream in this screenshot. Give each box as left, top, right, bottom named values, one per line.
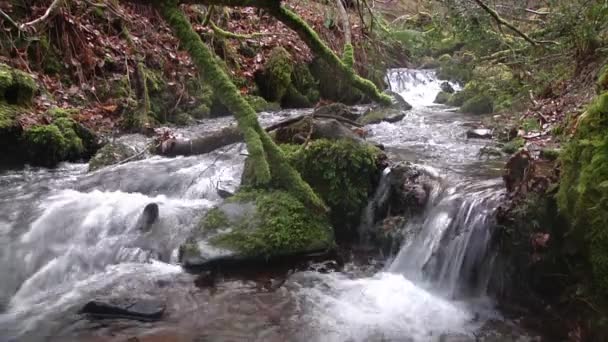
left=471, top=0, right=556, bottom=46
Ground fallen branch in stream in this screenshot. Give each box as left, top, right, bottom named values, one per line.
left=156, top=112, right=363, bottom=157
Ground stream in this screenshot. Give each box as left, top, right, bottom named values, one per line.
left=0, top=69, right=536, bottom=341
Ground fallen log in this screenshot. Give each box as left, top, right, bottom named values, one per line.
left=157, top=112, right=363, bottom=157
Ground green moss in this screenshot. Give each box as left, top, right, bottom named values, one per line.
left=342, top=43, right=355, bottom=69
left=47, top=107, right=78, bottom=119
left=598, top=63, right=608, bottom=94
left=200, top=207, right=229, bottom=232
left=245, top=94, right=280, bottom=112
left=501, top=137, right=525, bottom=154
left=207, top=190, right=333, bottom=256
left=263, top=47, right=294, bottom=102
left=434, top=91, right=451, bottom=104
left=0, top=103, right=19, bottom=130
left=23, top=124, right=67, bottom=166
left=0, top=63, right=37, bottom=105
left=461, top=94, right=494, bottom=114
left=557, top=92, right=608, bottom=294
left=280, top=139, right=380, bottom=235
left=54, top=117, right=84, bottom=157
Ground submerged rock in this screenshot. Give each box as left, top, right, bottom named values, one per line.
left=81, top=298, right=165, bottom=321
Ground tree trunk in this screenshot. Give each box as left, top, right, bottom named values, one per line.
left=154, top=0, right=326, bottom=211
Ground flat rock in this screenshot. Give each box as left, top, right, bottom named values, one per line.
left=81, top=298, right=165, bottom=321
left=466, top=128, right=493, bottom=139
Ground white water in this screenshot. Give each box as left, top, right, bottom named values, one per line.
left=0, top=70, right=527, bottom=341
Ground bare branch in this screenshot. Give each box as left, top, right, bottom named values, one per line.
left=20, top=0, right=64, bottom=30
left=471, top=0, right=538, bottom=45
left=0, top=9, right=20, bottom=29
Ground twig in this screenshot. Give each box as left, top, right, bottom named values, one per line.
left=0, top=9, right=20, bottom=30
left=20, top=0, right=63, bottom=30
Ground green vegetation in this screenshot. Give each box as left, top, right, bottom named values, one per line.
left=501, top=136, right=525, bottom=154
left=281, top=139, right=381, bottom=236
left=200, top=190, right=333, bottom=257
left=558, top=90, right=608, bottom=293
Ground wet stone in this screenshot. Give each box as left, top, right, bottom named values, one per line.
left=466, top=128, right=493, bottom=139
left=80, top=298, right=166, bottom=321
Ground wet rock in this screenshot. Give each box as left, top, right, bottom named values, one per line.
left=358, top=109, right=405, bottom=125
left=216, top=188, right=234, bottom=199
left=88, top=142, right=140, bottom=172
left=358, top=91, right=411, bottom=125
left=441, top=81, right=455, bottom=94
left=80, top=298, right=165, bottom=321
left=434, top=91, right=451, bottom=104
left=466, top=128, right=493, bottom=139
left=313, top=102, right=359, bottom=121
left=274, top=117, right=362, bottom=144
left=387, top=162, right=437, bottom=216
left=137, top=203, right=159, bottom=232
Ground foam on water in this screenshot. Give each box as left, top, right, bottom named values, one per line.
left=292, top=271, right=476, bottom=341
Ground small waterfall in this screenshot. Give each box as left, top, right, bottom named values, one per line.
left=386, top=68, right=459, bottom=107
left=389, top=179, right=504, bottom=298
left=358, top=167, right=392, bottom=242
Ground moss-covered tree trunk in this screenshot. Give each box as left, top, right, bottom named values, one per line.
left=268, top=5, right=391, bottom=105
left=154, top=0, right=325, bottom=211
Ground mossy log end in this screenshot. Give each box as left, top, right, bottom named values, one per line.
left=155, top=0, right=325, bottom=211
left=269, top=6, right=392, bottom=106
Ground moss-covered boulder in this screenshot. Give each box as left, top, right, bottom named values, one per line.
left=178, top=190, right=334, bottom=268
left=557, top=91, right=608, bottom=294
left=88, top=142, right=140, bottom=171
left=358, top=92, right=411, bottom=125
left=19, top=107, right=97, bottom=167
left=461, top=94, right=494, bottom=114
left=310, top=57, right=365, bottom=105
left=0, top=63, right=37, bottom=106
left=258, top=47, right=294, bottom=102
left=281, top=139, right=382, bottom=240
left=434, top=91, right=451, bottom=104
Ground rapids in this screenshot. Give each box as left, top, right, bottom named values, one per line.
left=0, top=70, right=536, bottom=341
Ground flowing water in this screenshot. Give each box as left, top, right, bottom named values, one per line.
left=0, top=70, right=534, bottom=341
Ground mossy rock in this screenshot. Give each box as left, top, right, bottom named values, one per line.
left=0, top=63, right=37, bottom=106
left=0, top=103, right=20, bottom=131
left=280, top=139, right=382, bottom=240
left=179, top=190, right=334, bottom=266
left=501, top=137, right=525, bottom=154
left=88, top=142, right=139, bottom=171
left=309, top=58, right=365, bottom=105
left=461, top=94, right=494, bottom=114
left=557, top=92, right=608, bottom=294
left=434, top=91, right=451, bottom=104
left=22, top=117, right=92, bottom=167
left=259, top=47, right=294, bottom=102
left=245, top=95, right=280, bottom=112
